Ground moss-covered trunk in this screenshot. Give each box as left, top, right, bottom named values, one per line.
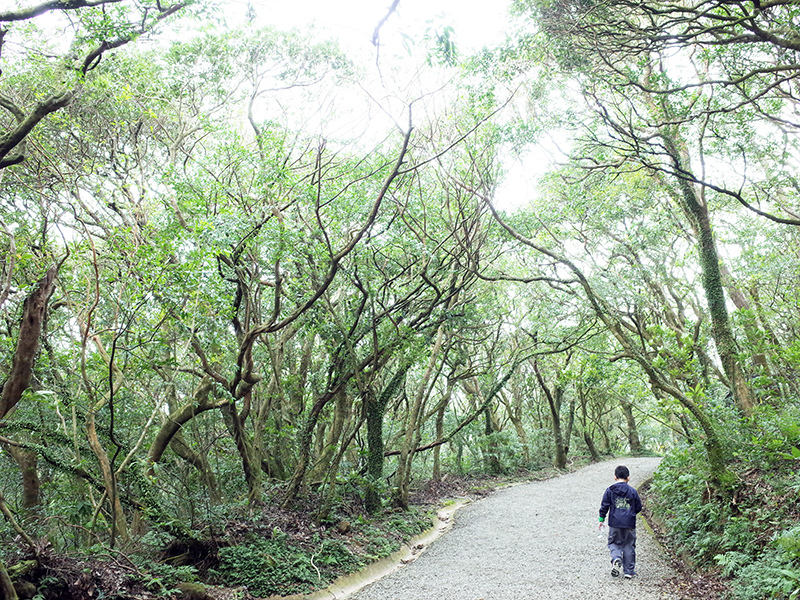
left=533, top=360, right=567, bottom=469
left=365, top=365, right=409, bottom=514
left=662, top=134, right=754, bottom=417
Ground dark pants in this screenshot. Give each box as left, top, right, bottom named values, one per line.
left=607, top=526, right=636, bottom=575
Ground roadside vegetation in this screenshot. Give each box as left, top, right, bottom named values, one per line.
left=650, top=407, right=800, bottom=600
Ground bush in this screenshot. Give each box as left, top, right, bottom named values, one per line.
left=209, top=534, right=363, bottom=597
left=728, top=545, right=800, bottom=600
left=650, top=445, right=735, bottom=564
left=358, top=523, right=400, bottom=560
left=651, top=403, right=800, bottom=599
left=211, top=539, right=319, bottom=596
left=386, top=509, right=432, bottom=537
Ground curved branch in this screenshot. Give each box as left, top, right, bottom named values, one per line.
left=80, top=1, right=190, bottom=75
left=384, top=362, right=520, bottom=457
left=670, top=168, right=800, bottom=226
left=372, top=0, right=400, bottom=46
left=0, top=0, right=122, bottom=22
left=0, top=490, right=36, bottom=554
left=231, top=125, right=413, bottom=394
left=146, top=379, right=227, bottom=472
left=0, top=91, right=72, bottom=169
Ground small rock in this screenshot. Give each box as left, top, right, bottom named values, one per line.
left=336, top=520, right=351, bottom=534
left=14, top=581, right=37, bottom=600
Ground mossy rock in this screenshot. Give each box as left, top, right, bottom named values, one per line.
left=14, top=580, right=37, bottom=599
left=7, top=560, right=37, bottom=579
left=176, top=582, right=212, bottom=600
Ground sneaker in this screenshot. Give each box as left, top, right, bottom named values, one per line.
left=611, top=559, right=622, bottom=578
left=623, top=573, right=635, bottom=579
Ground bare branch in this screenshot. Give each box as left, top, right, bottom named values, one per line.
left=0, top=217, right=15, bottom=309
left=0, top=0, right=123, bottom=22
left=81, top=1, right=190, bottom=75
left=372, top=0, right=400, bottom=47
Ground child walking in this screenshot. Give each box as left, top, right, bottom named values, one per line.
left=598, top=465, right=642, bottom=579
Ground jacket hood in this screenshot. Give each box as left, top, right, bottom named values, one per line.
left=609, top=482, right=635, bottom=496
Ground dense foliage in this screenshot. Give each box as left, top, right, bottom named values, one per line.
left=1, top=0, right=800, bottom=597
left=651, top=406, right=800, bottom=599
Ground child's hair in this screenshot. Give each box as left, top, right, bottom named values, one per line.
left=615, top=465, right=630, bottom=480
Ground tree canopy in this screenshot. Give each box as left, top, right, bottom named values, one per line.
left=1, top=0, right=800, bottom=597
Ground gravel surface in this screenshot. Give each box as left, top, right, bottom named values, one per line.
left=352, top=457, right=674, bottom=600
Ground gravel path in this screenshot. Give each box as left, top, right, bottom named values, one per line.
left=352, top=457, right=674, bottom=600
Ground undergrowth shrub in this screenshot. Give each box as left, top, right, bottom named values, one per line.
left=720, top=525, right=800, bottom=600
left=210, top=534, right=362, bottom=597
left=386, top=509, right=433, bottom=538
left=359, top=524, right=397, bottom=559
left=652, top=403, right=800, bottom=599
left=650, top=444, right=736, bottom=563
left=725, top=538, right=800, bottom=600
left=132, top=560, right=199, bottom=594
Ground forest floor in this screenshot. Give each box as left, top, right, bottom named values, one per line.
left=6, top=457, right=730, bottom=599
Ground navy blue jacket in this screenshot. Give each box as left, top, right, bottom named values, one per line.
left=599, top=481, right=642, bottom=529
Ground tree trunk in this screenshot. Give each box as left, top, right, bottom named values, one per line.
left=154, top=351, right=222, bottom=502
left=283, top=386, right=342, bottom=507
left=0, top=265, right=57, bottom=419
left=662, top=134, right=754, bottom=416
left=749, top=286, right=798, bottom=397
left=508, top=411, right=530, bottom=465
left=678, top=412, right=695, bottom=443
left=0, top=557, right=18, bottom=600
left=146, top=379, right=221, bottom=469
left=483, top=406, right=503, bottom=474
left=86, top=412, right=130, bottom=545
left=282, top=333, right=315, bottom=476
left=455, top=442, right=464, bottom=474
left=578, top=388, right=601, bottom=461
left=394, top=326, right=445, bottom=509
left=255, top=379, right=289, bottom=481
left=283, top=344, right=393, bottom=507
left=169, top=434, right=221, bottom=504
left=432, top=399, right=446, bottom=480
left=5, top=445, right=40, bottom=509
left=600, top=426, right=612, bottom=454
left=365, top=365, right=408, bottom=514
left=254, top=327, right=307, bottom=481
left=564, top=399, right=575, bottom=458
left=620, top=400, right=642, bottom=454
left=584, top=431, right=601, bottom=461
left=221, top=398, right=261, bottom=505
left=533, top=360, right=567, bottom=469
left=719, top=263, right=771, bottom=374
left=253, top=376, right=281, bottom=480
left=317, top=429, right=348, bottom=521
left=507, top=381, right=531, bottom=465
left=308, top=389, right=350, bottom=484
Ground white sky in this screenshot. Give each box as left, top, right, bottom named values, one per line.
left=218, top=0, right=543, bottom=211
left=234, top=0, right=512, bottom=55
left=152, top=0, right=542, bottom=211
